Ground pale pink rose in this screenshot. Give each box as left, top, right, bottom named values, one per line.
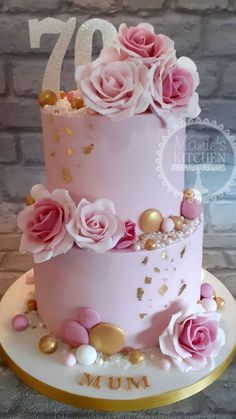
left=115, top=220, right=136, bottom=249
left=18, top=189, right=76, bottom=263
left=149, top=56, right=200, bottom=119
left=66, top=198, right=125, bottom=252
left=117, top=23, right=175, bottom=66
left=75, top=48, right=150, bottom=121
left=159, top=304, right=225, bottom=372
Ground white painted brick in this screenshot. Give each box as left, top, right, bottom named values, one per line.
left=0, top=134, right=17, bottom=163
left=219, top=62, right=236, bottom=97
left=203, top=250, right=228, bottom=270
left=204, top=17, right=236, bottom=56
left=123, top=0, right=165, bottom=9
left=0, top=252, right=33, bottom=273
left=196, top=61, right=218, bottom=97
left=0, top=60, right=6, bottom=94
left=0, top=203, right=23, bottom=233
left=20, top=133, right=44, bottom=164
left=204, top=233, right=236, bottom=249
left=0, top=234, right=20, bottom=251
left=3, top=0, right=61, bottom=12
left=208, top=201, right=236, bottom=233
left=0, top=167, right=45, bottom=200
left=0, top=98, right=40, bottom=128
left=171, top=0, right=229, bottom=11
left=200, top=99, right=236, bottom=131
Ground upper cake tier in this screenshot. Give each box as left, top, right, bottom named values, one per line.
left=41, top=111, right=185, bottom=226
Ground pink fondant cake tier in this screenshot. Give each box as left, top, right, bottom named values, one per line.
left=41, top=111, right=185, bottom=227
left=34, top=220, right=203, bottom=348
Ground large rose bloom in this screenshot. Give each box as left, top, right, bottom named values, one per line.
left=66, top=198, right=125, bottom=252
left=18, top=189, right=76, bottom=263
left=149, top=56, right=200, bottom=119
left=75, top=48, right=150, bottom=121
left=159, top=304, right=225, bottom=372
left=117, top=23, right=175, bottom=66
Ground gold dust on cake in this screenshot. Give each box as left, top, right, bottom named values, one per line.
left=180, top=246, right=186, bottom=258
left=62, top=168, right=72, bottom=183
left=159, top=283, right=168, bottom=295
left=83, top=144, right=94, bottom=154
left=161, top=249, right=168, bottom=260
left=137, top=287, right=144, bottom=301
left=54, top=128, right=60, bottom=143
left=139, top=313, right=148, bottom=319
left=67, top=147, right=73, bottom=156
left=142, top=256, right=148, bottom=265
left=145, top=276, right=152, bottom=284
left=178, top=283, right=187, bottom=296
left=65, top=127, right=74, bottom=137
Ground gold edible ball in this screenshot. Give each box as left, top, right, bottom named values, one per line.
left=145, top=239, right=157, bottom=251
left=60, top=90, right=66, bottom=99
left=39, top=335, right=57, bottom=354
left=184, top=188, right=195, bottom=199
left=25, top=195, right=35, bottom=206
left=38, top=90, right=57, bottom=107
left=71, top=97, right=84, bottom=110
left=89, top=323, right=126, bottom=355
left=129, top=349, right=146, bottom=365
left=27, top=299, right=37, bottom=312
left=170, top=216, right=183, bottom=231
left=215, top=296, right=225, bottom=309
left=140, top=209, right=163, bottom=233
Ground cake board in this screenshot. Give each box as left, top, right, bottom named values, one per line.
left=0, top=269, right=235, bottom=412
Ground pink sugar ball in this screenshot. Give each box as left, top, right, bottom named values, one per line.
left=201, top=282, right=214, bottom=298
left=12, top=314, right=29, bottom=331
left=77, top=307, right=101, bottom=329
left=181, top=198, right=202, bottom=220
left=158, top=358, right=171, bottom=370
left=161, top=217, right=175, bottom=233
left=61, top=351, right=77, bottom=367
left=66, top=90, right=76, bottom=103
left=201, top=298, right=217, bottom=312
left=61, top=320, right=89, bottom=348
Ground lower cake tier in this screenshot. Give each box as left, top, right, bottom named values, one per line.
left=34, top=222, right=203, bottom=349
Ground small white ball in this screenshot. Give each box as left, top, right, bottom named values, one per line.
left=76, top=345, right=97, bottom=366
left=30, top=184, right=46, bottom=201
left=191, top=188, right=202, bottom=202
left=201, top=298, right=217, bottom=312
left=61, top=351, right=77, bottom=367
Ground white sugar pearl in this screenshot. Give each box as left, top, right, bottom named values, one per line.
left=201, top=298, right=217, bottom=312
left=134, top=242, right=141, bottom=251
left=76, top=345, right=97, bottom=366
left=30, top=184, right=46, bottom=201
left=61, top=351, right=77, bottom=367
left=158, top=358, right=171, bottom=370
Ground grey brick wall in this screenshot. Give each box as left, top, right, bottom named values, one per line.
left=0, top=0, right=236, bottom=257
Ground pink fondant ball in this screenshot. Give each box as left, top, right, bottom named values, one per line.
left=61, top=351, right=77, bottom=367
left=161, top=217, right=175, bottom=233
left=61, top=320, right=89, bottom=347
left=201, top=297, right=217, bottom=312
left=181, top=198, right=202, bottom=220
left=158, top=358, right=171, bottom=370
left=66, top=90, right=76, bottom=103
left=77, top=307, right=101, bottom=329
left=12, top=314, right=29, bottom=331
left=201, top=282, right=214, bottom=298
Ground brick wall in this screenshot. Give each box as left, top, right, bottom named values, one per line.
left=0, top=0, right=236, bottom=267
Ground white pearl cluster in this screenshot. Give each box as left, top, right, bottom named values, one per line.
left=44, top=98, right=89, bottom=116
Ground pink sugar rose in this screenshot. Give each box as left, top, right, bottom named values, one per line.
left=66, top=198, right=125, bottom=252
left=159, top=304, right=225, bottom=372
left=115, top=219, right=136, bottom=249
left=18, top=189, right=76, bottom=263
left=75, top=48, right=150, bottom=121
left=149, top=56, right=200, bottom=119
left=117, top=23, right=175, bottom=66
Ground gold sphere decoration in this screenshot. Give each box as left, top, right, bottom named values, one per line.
left=89, top=323, right=126, bottom=355
left=38, top=90, right=57, bottom=107
left=27, top=299, right=37, bottom=312
left=25, top=195, right=35, bottom=206
left=145, top=239, right=157, bottom=251
left=139, top=209, right=163, bottom=233
left=170, top=216, right=183, bottom=231
left=184, top=188, right=195, bottom=199
left=215, top=296, right=225, bottom=309
left=60, top=90, right=66, bottom=99
left=71, top=96, right=84, bottom=110
left=39, top=335, right=57, bottom=354
left=129, top=349, right=146, bottom=365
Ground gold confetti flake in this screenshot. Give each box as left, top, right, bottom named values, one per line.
left=145, top=276, right=152, bottom=284
left=154, top=267, right=160, bottom=273
left=83, top=144, right=94, bottom=154
left=139, top=313, right=148, bottom=319
left=54, top=128, right=60, bottom=143
left=65, top=127, right=74, bottom=137
left=50, top=151, right=56, bottom=157
left=142, top=256, right=148, bottom=265
left=180, top=246, right=186, bottom=258
left=67, top=147, right=73, bottom=156
left=137, top=287, right=144, bottom=301
left=62, top=168, right=72, bottom=183
left=159, top=284, right=168, bottom=296
left=161, top=249, right=168, bottom=260
left=178, top=283, right=187, bottom=296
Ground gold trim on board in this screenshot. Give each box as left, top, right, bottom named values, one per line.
left=0, top=344, right=235, bottom=412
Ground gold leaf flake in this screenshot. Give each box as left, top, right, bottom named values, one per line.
left=154, top=267, right=160, bottom=273
left=161, top=249, right=168, bottom=260
left=159, top=284, right=168, bottom=296
left=180, top=246, right=186, bottom=258
left=178, top=283, right=187, bottom=296
left=67, top=147, right=73, bottom=156
left=54, top=128, right=60, bottom=143
left=139, top=313, right=148, bottom=319
left=83, top=144, right=94, bottom=154
left=145, top=276, right=152, bottom=284
left=137, top=287, right=144, bottom=301
left=142, top=256, right=148, bottom=265
left=65, top=127, right=74, bottom=137
left=62, top=168, right=72, bottom=183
